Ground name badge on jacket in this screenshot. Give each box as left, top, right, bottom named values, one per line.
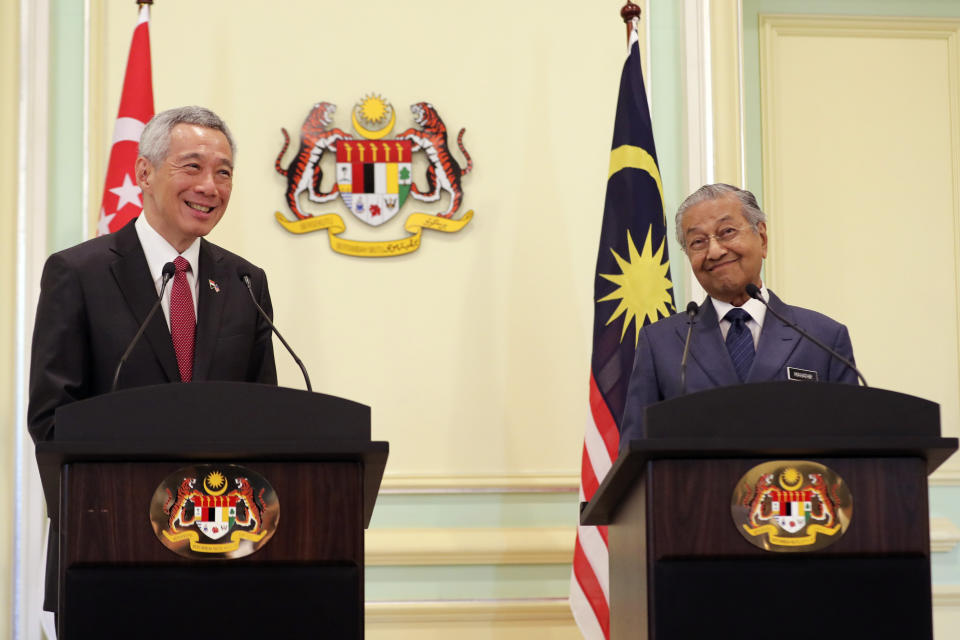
left=787, top=367, right=819, bottom=382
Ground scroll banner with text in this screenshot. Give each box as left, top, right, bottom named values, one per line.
left=274, top=210, right=473, bottom=257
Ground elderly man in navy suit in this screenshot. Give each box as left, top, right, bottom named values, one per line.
left=28, top=105, right=276, bottom=614
left=619, top=183, right=857, bottom=446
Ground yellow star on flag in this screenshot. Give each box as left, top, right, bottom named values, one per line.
left=598, top=226, right=674, bottom=346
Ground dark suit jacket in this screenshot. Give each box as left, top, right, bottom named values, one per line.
left=27, top=218, right=277, bottom=610
left=28, top=218, right=277, bottom=442
left=619, top=291, right=857, bottom=446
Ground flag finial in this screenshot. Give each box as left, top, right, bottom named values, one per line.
left=621, top=1, right=641, bottom=44
left=137, top=0, right=154, bottom=5
left=620, top=1, right=641, bottom=23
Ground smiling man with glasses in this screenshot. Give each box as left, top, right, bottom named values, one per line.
left=619, top=183, right=858, bottom=446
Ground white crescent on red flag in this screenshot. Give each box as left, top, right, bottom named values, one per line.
left=96, top=5, right=154, bottom=236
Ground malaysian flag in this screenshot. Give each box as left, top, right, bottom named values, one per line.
left=96, top=3, right=154, bottom=235
left=570, top=16, right=675, bottom=639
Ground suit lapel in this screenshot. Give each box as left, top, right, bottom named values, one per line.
left=193, top=239, right=226, bottom=381
left=747, top=290, right=799, bottom=382
left=108, top=222, right=179, bottom=382
left=676, top=299, right=741, bottom=387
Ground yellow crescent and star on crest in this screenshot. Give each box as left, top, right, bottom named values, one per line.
left=203, top=470, right=228, bottom=496
left=351, top=93, right=396, bottom=139
left=779, top=467, right=803, bottom=491
left=598, top=144, right=675, bottom=346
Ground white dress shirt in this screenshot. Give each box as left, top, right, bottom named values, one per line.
left=711, top=284, right=768, bottom=349
left=135, top=215, right=200, bottom=330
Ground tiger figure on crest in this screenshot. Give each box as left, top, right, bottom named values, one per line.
left=275, top=101, right=351, bottom=220
left=396, top=102, right=473, bottom=218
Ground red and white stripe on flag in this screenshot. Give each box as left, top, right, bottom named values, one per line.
left=571, top=15, right=671, bottom=637
left=96, top=4, right=154, bottom=236
left=570, top=373, right=619, bottom=639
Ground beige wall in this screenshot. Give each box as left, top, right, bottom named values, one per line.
left=90, top=0, right=633, bottom=487
left=758, top=16, right=960, bottom=472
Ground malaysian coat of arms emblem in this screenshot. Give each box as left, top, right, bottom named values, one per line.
left=274, top=94, right=474, bottom=257
left=150, top=464, right=280, bottom=559
left=731, top=460, right=852, bottom=552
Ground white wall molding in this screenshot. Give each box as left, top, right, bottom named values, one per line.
left=708, top=0, right=745, bottom=185
left=931, top=470, right=960, bottom=486
left=17, top=0, right=51, bottom=637
left=680, top=0, right=712, bottom=304
left=366, top=598, right=572, bottom=624
left=367, top=518, right=959, bottom=564
left=381, top=473, right=579, bottom=493
left=931, top=517, right=960, bottom=553
left=366, top=526, right=574, bottom=567
left=934, top=585, right=960, bottom=607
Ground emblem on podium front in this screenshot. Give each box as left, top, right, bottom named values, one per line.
left=731, top=461, right=852, bottom=552
left=150, top=465, right=279, bottom=559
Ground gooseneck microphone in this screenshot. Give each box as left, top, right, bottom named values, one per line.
left=112, top=261, right=176, bottom=392
left=745, top=283, right=867, bottom=387
left=238, top=270, right=313, bottom=392
left=679, top=301, right=700, bottom=395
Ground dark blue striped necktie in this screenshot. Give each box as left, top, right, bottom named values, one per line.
left=725, top=308, right=754, bottom=382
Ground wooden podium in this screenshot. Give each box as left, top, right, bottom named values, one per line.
left=581, top=382, right=957, bottom=640
left=35, top=382, right=387, bottom=639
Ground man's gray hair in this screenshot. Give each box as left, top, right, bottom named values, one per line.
left=675, top=183, right=767, bottom=247
left=138, top=105, right=236, bottom=165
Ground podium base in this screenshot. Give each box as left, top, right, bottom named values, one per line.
left=649, top=555, right=931, bottom=639
left=63, top=564, right=361, bottom=639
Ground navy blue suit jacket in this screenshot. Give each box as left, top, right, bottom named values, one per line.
left=619, top=291, right=857, bottom=446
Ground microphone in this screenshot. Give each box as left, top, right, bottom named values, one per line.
left=745, top=283, right=867, bottom=387
left=238, top=269, right=313, bottom=392
left=679, top=301, right=700, bottom=395
left=112, top=261, right=176, bottom=392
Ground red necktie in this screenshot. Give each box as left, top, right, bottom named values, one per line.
left=170, top=256, right=195, bottom=382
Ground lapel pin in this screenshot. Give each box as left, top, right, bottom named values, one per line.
left=208, top=279, right=220, bottom=293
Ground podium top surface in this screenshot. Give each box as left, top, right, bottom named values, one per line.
left=52, top=382, right=370, bottom=442
left=646, top=381, right=940, bottom=438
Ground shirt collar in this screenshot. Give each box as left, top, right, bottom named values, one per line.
left=135, top=215, right=201, bottom=281
left=711, top=284, right=768, bottom=326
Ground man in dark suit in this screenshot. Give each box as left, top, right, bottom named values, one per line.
left=619, top=184, right=857, bottom=446
left=28, top=105, right=276, bottom=612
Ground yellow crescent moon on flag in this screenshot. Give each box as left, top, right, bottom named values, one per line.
left=352, top=107, right=396, bottom=140
left=608, top=145, right=665, bottom=218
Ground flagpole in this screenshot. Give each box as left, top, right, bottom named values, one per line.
left=620, top=1, right=641, bottom=44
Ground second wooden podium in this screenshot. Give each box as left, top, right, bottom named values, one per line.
left=581, top=382, right=956, bottom=640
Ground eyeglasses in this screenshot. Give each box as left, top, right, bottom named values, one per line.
left=684, top=225, right=749, bottom=254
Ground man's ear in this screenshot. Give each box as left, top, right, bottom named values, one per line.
left=135, top=156, right=152, bottom=193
